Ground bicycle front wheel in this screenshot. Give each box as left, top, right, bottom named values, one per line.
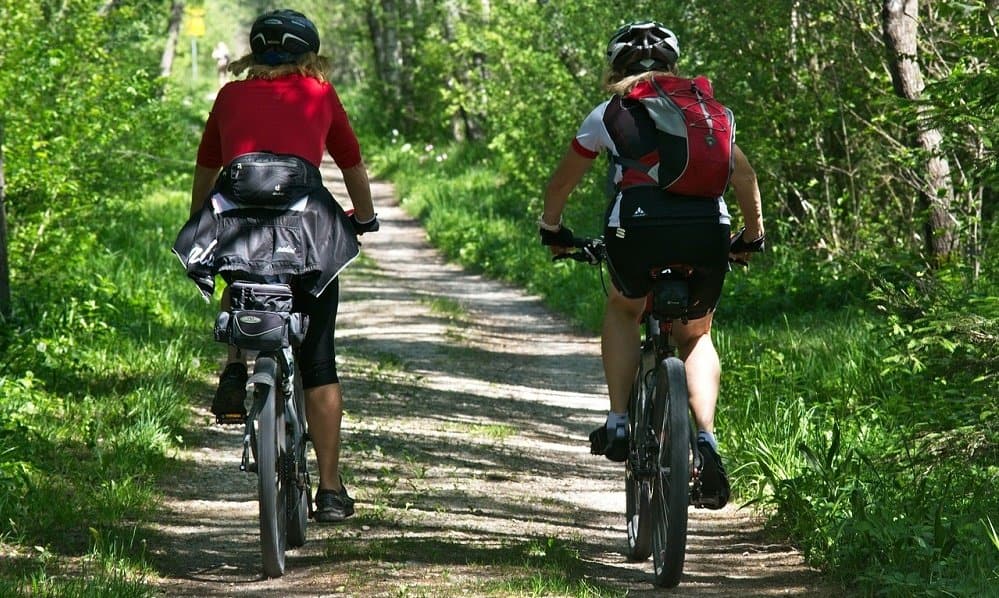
left=253, top=356, right=288, bottom=578
left=650, top=356, right=690, bottom=588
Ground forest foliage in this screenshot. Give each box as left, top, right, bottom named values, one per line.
left=0, top=0, right=996, bottom=595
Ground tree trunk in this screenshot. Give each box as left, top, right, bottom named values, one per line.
left=443, top=0, right=485, bottom=142
left=160, top=1, right=184, bottom=78
left=366, top=0, right=403, bottom=102
left=882, top=0, right=957, bottom=262
left=0, top=117, right=11, bottom=318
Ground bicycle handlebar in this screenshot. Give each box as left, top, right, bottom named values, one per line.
left=551, top=237, right=606, bottom=265
left=551, top=234, right=758, bottom=267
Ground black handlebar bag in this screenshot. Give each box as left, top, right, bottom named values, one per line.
left=216, top=152, right=324, bottom=205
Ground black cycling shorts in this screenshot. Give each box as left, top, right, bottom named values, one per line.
left=292, top=277, right=340, bottom=388
left=604, top=194, right=730, bottom=320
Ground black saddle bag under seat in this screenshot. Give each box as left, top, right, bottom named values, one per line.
left=214, top=282, right=308, bottom=351
left=216, top=152, right=323, bottom=205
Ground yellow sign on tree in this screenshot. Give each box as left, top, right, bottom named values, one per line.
left=184, top=6, right=206, bottom=38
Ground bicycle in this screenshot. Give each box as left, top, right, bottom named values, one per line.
left=556, top=236, right=734, bottom=588
left=213, top=280, right=312, bottom=578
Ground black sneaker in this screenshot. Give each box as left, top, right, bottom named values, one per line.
left=589, top=423, right=629, bottom=462
left=314, top=483, right=355, bottom=523
left=694, top=439, right=730, bottom=509
left=211, top=362, right=248, bottom=424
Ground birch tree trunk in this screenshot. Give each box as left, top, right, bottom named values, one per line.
left=882, top=0, right=957, bottom=262
left=160, top=1, right=184, bottom=78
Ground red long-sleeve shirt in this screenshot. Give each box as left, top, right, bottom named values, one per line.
left=196, top=74, right=362, bottom=170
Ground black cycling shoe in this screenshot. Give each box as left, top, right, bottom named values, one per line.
left=211, top=362, right=248, bottom=424
left=694, top=439, right=730, bottom=509
left=314, top=482, right=355, bottom=523
left=589, top=423, right=629, bottom=463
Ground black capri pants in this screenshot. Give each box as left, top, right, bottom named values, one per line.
left=292, top=277, right=340, bottom=389
left=604, top=193, right=731, bottom=320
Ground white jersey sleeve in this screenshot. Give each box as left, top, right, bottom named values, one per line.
left=572, top=101, right=616, bottom=158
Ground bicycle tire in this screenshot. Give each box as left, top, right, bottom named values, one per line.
left=253, top=356, right=288, bottom=578
left=650, top=356, right=690, bottom=588
left=286, top=365, right=308, bottom=548
left=625, top=353, right=654, bottom=561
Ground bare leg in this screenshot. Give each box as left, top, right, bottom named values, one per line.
left=601, top=286, right=646, bottom=414
left=304, top=382, right=344, bottom=492
left=671, top=314, right=720, bottom=433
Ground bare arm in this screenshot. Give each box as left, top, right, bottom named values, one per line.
left=341, top=161, right=375, bottom=222
left=729, top=143, right=764, bottom=240
left=190, top=165, right=221, bottom=216
left=542, top=148, right=595, bottom=229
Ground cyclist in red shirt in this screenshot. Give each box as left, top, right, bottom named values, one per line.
left=189, top=10, right=377, bottom=522
left=540, top=22, right=765, bottom=508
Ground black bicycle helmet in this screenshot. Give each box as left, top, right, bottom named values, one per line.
left=249, top=9, right=320, bottom=65
left=606, top=21, right=680, bottom=75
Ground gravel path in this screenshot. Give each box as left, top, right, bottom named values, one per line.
left=149, top=169, right=838, bottom=597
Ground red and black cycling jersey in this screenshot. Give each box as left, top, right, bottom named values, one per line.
left=196, top=73, right=362, bottom=170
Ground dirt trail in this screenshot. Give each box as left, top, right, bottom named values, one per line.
left=149, top=170, right=838, bottom=596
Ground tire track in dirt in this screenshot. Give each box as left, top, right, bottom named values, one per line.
left=149, top=169, right=839, bottom=597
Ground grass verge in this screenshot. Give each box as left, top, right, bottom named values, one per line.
left=0, top=190, right=217, bottom=595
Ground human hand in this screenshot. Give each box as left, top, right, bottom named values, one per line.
left=348, top=211, right=380, bottom=235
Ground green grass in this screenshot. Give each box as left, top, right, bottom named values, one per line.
left=421, top=296, right=467, bottom=320
left=0, top=189, right=217, bottom=593
left=442, top=422, right=517, bottom=442
left=321, top=534, right=621, bottom=597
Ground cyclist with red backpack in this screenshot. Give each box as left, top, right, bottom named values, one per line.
left=539, top=21, right=765, bottom=508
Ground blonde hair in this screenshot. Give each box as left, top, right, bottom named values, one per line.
left=228, top=52, right=333, bottom=82
left=604, top=67, right=679, bottom=96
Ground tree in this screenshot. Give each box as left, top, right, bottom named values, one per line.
left=882, top=0, right=957, bottom=262
left=160, top=1, right=184, bottom=78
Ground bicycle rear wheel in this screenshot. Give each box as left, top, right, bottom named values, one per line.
left=650, top=356, right=690, bottom=588
left=252, top=356, right=288, bottom=578
left=625, top=358, right=653, bottom=561
left=286, top=366, right=309, bottom=549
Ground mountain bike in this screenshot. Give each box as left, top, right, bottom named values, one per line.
left=213, top=280, right=312, bottom=578
left=556, top=237, right=724, bottom=588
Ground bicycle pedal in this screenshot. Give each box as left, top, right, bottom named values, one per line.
left=215, top=413, right=247, bottom=425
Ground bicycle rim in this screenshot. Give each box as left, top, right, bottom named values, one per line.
left=650, top=357, right=690, bottom=588
left=625, top=365, right=653, bottom=561
left=254, top=356, right=287, bottom=578
left=286, top=365, right=309, bottom=548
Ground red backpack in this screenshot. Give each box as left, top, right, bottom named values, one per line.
left=616, top=75, right=735, bottom=198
